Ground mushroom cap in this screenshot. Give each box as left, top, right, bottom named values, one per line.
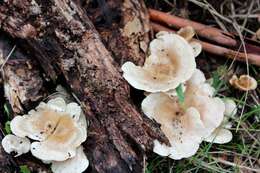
left=223, top=98, right=237, bottom=117
left=177, top=26, right=195, bottom=41
left=229, top=74, right=257, bottom=91
left=10, top=97, right=87, bottom=161
left=1, top=134, right=30, bottom=157
left=51, top=146, right=89, bottom=173
left=10, top=97, right=84, bottom=141
left=122, top=32, right=196, bottom=92
left=185, top=69, right=225, bottom=137
left=142, top=93, right=206, bottom=159
left=204, top=128, right=232, bottom=144
left=176, top=27, right=202, bottom=57
left=31, top=113, right=86, bottom=161
left=204, top=98, right=235, bottom=144
left=10, top=110, right=61, bottom=141
left=189, top=41, right=202, bottom=57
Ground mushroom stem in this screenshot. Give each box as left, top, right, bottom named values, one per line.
left=151, top=22, right=260, bottom=66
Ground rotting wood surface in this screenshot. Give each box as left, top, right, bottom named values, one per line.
left=0, top=0, right=167, bottom=172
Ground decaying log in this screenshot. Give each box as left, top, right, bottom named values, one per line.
left=0, top=82, right=16, bottom=173
left=0, top=35, right=47, bottom=114
left=0, top=1, right=167, bottom=172
left=85, top=0, right=150, bottom=66
left=0, top=36, right=52, bottom=172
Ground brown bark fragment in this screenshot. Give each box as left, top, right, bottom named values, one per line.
left=0, top=0, right=167, bottom=172
left=85, top=0, right=150, bottom=66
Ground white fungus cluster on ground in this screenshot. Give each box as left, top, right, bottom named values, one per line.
left=1, top=97, right=89, bottom=173
left=121, top=27, right=237, bottom=160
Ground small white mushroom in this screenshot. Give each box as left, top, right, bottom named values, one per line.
left=229, top=74, right=257, bottom=91
left=1, top=134, right=30, bottom=157
left=142, top=93, right=206, bottom=159
left=51, top=146, right=89, bottom=173
left=121, top=32, right=197, bottom=92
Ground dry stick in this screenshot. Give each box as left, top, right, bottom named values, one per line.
left=151, top=22, right=260, bottom=66
left=149, top=8, right=237, bottom=46
left=213, top=157, right=260, bottom=172
left=149, top=8, right=260, bottom=52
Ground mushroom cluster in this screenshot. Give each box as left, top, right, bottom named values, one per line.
left=1, top=97, right=89, bottom=173
left=121, top=27, right=236, bottom=160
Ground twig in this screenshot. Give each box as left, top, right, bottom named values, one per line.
left=213, top=157, right=260, bottom=172
left=151, top=22, right=260, bottom=66
left=149, top=8, right=237, bottom=47
left=229, top=14, right=259, bottom=19
left=0, top=45, right=16, bottom=73
left=186, top=0, right=255, bottom=35
left=149, top=9, right=260, bottom=49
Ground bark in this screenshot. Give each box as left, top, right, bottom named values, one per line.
left=0, top=36, right=51, bottom=172
left=85, top=0, right=150, bottom=66
left=0, top=35, right=47, bottom=115
left=0, top=82, right=16, bottom=173
left=0, top=1, right=167, bottom=172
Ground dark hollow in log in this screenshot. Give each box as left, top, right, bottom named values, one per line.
left=0, top=35, right=47, bottom=115
left=0, top=1, right=168, bottom=172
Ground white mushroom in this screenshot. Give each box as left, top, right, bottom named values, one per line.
left=122, top=32, right=197, bottom=92
left=176, top=26, right=202, bottom=57
left=204, top=128, right=232, bottom=144
left=229, top=74, right=257, bottom=91
left=51, top=146, right=89, bottom=173
left=142, top=93, right=206, bottom=159
left=10, top=109, right=61, bottom=141
left=10, top=97, right=87, bottom=161
left=189, top=41, right=202, bottom=57
left=223, top=98, right=237, bottom=117
left=1, top=134, right=30, bottom=157
left=141, top=69, right=225, bottom=159
left=185, top=69, right=225, bottom=137
left=31, top=114, right=86, bottom=161
left=204, top=98, right=236, bottom=144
